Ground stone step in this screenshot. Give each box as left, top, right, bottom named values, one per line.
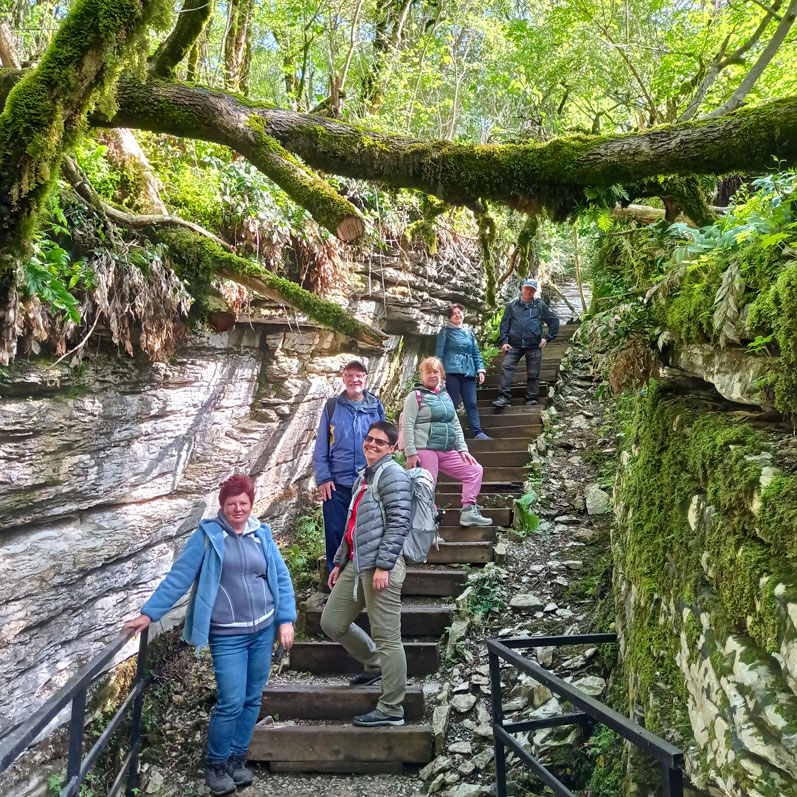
left=461, top=450, right=529, bottom=467
left=476, top=384, right=549, bottom=400
left=288, top=641, right=440, bottom=676
left=403, top=566, right=468, bottom=596
left=303, top=604, right=453, bottom=637
left=439, top=505, right=511, bottom=526
left=440, top=466, right=526, bottom=483
left=426, top=541, right=493, bottom=564
left=438, top=524, right=496, bottom=542
left=249, top=723, right=433, bottom=767
left=259, top=685, right=425, bottom=722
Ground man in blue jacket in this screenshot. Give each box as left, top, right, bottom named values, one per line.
left=313, top=359, right=386, bottom=571
left=492, top=279, right=560, bottom=407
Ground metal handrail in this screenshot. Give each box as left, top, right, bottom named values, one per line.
left=0, top=629, right=149, bottom=797
left=487, top=633, right=684, bottom=797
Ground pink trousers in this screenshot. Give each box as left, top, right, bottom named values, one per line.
left=417, top=449, right=483, bottom=507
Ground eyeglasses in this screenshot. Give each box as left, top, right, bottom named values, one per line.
left=364, top=435, right=391, bottom=448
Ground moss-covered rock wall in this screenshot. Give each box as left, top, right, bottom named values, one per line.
left=613, top=382, right=797, bottom=796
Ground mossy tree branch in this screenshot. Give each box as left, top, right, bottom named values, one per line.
left=0, top=0, right=170, bottom=281
left=94, top=76, right=797, bottom=218
left=149, top=0, right=214, bottom=79
left=159, top=229, right=385, bottom=347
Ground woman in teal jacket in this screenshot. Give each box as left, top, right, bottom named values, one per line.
left=124, top=475, right=296, bottom=796
left=435, top=303, right=489, bottom=439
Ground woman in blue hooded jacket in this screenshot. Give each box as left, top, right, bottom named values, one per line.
left=435, top=303, right=489, bottom=439
left=123, top=475, right=296, bottom=796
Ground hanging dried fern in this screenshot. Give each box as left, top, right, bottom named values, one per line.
left=713, top=259, right=745, bottom=347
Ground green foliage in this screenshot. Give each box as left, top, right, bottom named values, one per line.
left=467, top=566, right=506, bottom=615
left=23, top=218, right=95, bottom=323
left=282, top=508, right=325, bottom=591
left=585, top=727, right=625, bottom=797
left=512, top=491, right=540, bottom=535
left=75, top=139, right=121, bottom=202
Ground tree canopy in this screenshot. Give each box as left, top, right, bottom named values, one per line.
left=1, top=0, right=797, bottom=361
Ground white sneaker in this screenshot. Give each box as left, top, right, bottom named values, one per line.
left=460, top=505, right=492, bottom=526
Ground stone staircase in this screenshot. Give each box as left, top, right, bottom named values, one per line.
left=249, top=324, right=577, bottom=774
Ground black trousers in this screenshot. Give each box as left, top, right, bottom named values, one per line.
left=498, top=346, right=542, bottom=400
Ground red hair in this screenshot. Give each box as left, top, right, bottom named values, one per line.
left=219, top=475, right=255, bottom=506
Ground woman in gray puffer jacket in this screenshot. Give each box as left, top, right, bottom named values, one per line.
left=320, top=420, right=412, bottom=727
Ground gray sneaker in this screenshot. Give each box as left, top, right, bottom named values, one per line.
left=205, top=762, right=236, bottom=795
left=492, top=396, right=511, bottom=407
left=460, top=505, right=492, bottom=526
left=227, top=753, right=253, bottom=787
left=353, top=708, right=404, bottom=727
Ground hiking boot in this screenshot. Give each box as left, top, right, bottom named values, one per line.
left=525, top=398, right=539, bottom=406
left=460, top=505, right=492, bottom=526
left=205, top=762, right=236, bottom=795
left=227, top=753, right=254, bottom=787
left=474, top=432, right=491, bottom=440
left=492, top=396, right=511, bottom=407
left=349, top=669, right=382, bottom=686
left=352, top=708, right=404, bottom=727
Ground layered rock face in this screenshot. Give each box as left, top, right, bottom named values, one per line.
left=613, top=382, right=797, bottom=797
left=0, top=237, right=486, bottom=738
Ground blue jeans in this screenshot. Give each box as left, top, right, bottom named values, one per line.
left=207, top=624, right=275, bottom=763
left=445, top=373, right=484, bottom=436
left=322, top=482, right=353, bottom=571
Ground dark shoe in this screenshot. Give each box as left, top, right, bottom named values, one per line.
left=349, top=669, right=382, bottom=686
left=492, top=396, right=511, bottom=407
left=205, top=762, right=236, bottom=795
left=352, top=708, right=404, bottom=727
left=525, top=398, right=539, bottom=406
left=227, top=753, right=254, bottom=787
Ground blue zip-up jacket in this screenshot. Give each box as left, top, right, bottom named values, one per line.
left=312, top=390, right=385, bottom=487
left=498, top=296, right=560, bottom=349
left=435, top=324, right=486, bottom=379
left=141, top=517, right=296, bottom=650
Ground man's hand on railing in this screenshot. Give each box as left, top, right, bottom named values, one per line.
left=123, top=614, right=152, bottom=637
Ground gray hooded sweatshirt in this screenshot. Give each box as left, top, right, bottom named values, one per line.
left=209, top=513, right=275, bottom=636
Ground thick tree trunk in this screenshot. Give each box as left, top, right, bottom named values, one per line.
left=0, top=0, right=167, bottom=282
left=98, top=76, right=797, bottom=217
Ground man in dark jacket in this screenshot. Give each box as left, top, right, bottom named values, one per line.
left=492, top=279, right=560, bottom=407
left=320, top=421, right=412, bottom=728
left=313, top=359, right=385, bottom=571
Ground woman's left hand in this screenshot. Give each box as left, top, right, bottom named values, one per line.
left=478, top=372, right=485, bottom=385
left=459, top=451, right=477, bottom=465
left=278, top=622, right=294, bottom=651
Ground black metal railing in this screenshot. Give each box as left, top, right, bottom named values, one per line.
left=0, top=629, right=149, bottom=797
left=487, top=633, right=684, bottom=797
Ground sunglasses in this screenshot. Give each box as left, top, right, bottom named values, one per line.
left=364, top=435, right=391, bottom=448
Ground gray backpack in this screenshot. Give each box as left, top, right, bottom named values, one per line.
left=370, top=464, right=443, bottom=564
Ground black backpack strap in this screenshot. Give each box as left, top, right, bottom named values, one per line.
left=325, top=396, right=337, bottom=444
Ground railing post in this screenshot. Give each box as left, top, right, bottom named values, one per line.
left=64, top=688, right=87, bottom=797
left=126, top=628, right=149, bottom=797
left=489, top=647, right=507, bottom=797
left=662, top=762, right=683, bottom=797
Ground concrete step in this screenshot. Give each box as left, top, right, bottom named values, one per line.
left=439, top=505, right=511, bottom=526
left=250, top=723, right=433, bottom=768
left=288, top=641, right=440, bottom=676
left=438, top=524, right=496, bottom=542
left=303, top=603, right=453, bottom=637
left=426, top=541, right=493, bottom=564
left=403, top=566, right=468, bottom=596
left=440, top=466, right=526, bottom=483
left=260, top=684, right=425, bottom=722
